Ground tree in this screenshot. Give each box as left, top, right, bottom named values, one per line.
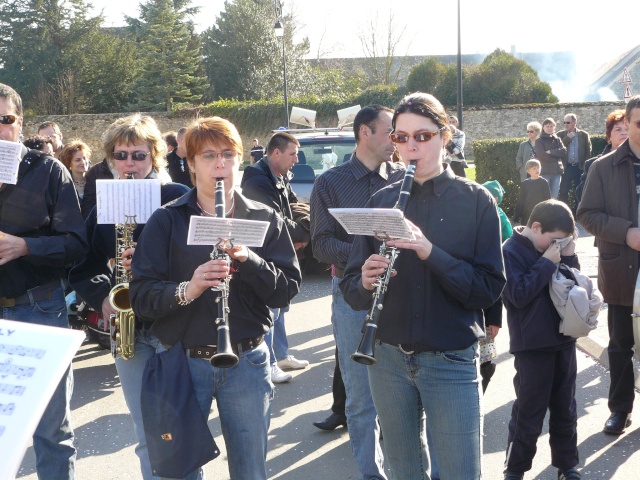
left=126, top=0, right=207, bottom=112
left=405, top=49, right=558, bottom=107
left=464, top=49, right=558, bottom=105
left=201, top=0, right=311, bottom=100
left=357, top=11, right=412, bottom=86
left=0, top=0, right=101, bottom=114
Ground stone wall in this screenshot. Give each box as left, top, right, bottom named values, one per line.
left=23, top=101, right=627, bottom=162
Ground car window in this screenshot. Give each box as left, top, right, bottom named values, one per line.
left=296, top=138, right=355, bottom=174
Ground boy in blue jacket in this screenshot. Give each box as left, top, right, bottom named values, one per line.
left=502, top=199, right=581, bottom=480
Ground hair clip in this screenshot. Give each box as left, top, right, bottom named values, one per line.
left=407, top=101, right=412, bottom=106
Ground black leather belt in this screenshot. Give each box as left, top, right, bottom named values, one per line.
left=0, top=279, right=61, bottom=308
left=188, top=335, right=265, bottom=359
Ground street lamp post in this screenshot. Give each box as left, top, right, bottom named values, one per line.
left=274, top=17, right=289, bottom=129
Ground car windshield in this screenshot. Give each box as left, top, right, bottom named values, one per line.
left=296, top=138, right=355, bottom=173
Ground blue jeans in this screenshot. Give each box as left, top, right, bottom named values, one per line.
left=542, top=173, right=561, bottom=199
left=331, top=276, right=385, bottom=480
left=368, top=342, right=482, bottom=480
left=173, top=340, right=273, bottom=479
left=3, top=284, right=76, bottom=480
left=265, top=306, right=289, bottom=364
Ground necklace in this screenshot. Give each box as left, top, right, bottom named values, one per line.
left=198, top=197, right=235, bottom=217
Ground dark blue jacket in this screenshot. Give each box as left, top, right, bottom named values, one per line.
left=502, top=230, right=579, bottom=353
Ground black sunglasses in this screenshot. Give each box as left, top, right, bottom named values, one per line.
left=113, top=151, right=150, bottom=161
left=390, top=127, right=445, bottom=144
left=0, top=114, right=17, bottom=125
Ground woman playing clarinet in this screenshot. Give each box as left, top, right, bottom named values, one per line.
left=129, top=117, right=301, bottom=479
left=340, top=93, right=505, bottom=479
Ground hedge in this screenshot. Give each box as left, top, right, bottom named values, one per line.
left=473, top=134, right=607, bottom=217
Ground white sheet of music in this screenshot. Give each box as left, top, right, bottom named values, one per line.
left=0, top=320, right=85, bottom=480
left=187, top=216, right=270, bottom=247
left=0, top=140, right=22, bottom=185
left=329, top=208, right=415, bottom=240
left=96, top=179, right=161, bottom=224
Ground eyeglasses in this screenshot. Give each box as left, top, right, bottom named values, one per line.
left=390, top=127, right=445, bottom=144
left=0, top=114, right=17, bottom=125
left=527, top=130, right=538, bottom=134
left=563, top=121, right=572, bottom=124
left=201, top=150, right=237, bottom=161
left=112, top=151, right=150, bottom=161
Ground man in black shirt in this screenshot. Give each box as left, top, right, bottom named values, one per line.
left=250, top=138, right=264, bottom=165
left=166, top=127, right=193, bottom=187
left=310, top=105, right=405, bottom=478
left=0, top=83, right=87, bottom=479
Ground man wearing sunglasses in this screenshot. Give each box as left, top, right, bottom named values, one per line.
left=557, top=113, right=591, bottom=214
left=0, top=83, right=87, bottom=479
left=310, top=105, right=405, bottom=479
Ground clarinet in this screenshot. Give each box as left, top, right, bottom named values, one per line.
left=210, top=178, right=239, bottom=368
left=351, top=160, right=417, bottom=365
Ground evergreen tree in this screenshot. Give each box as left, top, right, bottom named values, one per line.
left=126, top=0, right=207, bottom=112
left=201, top=0, right=311, bottom=100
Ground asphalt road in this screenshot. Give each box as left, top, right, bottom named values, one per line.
left=16, top=272, right=640, bottom=479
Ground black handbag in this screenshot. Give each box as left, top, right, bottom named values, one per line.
left=141, top=340, right=220, bottom=478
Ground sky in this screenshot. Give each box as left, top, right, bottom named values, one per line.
left=90, top=0, right=640, bottom=99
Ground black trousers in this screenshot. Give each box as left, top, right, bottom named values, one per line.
left=607, top=304, right=636, bottom=414
left=558, top=163, right=582, bottom=209
left=449, top=161, right=466, bottom=177
left=505, top=346, right=578, bottom=473
left=331, top=347, right=346, bottom=415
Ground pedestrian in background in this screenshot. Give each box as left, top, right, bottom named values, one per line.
left=515, top=122, right=541, bottom=182
left=535, top=118, right=566, bottom=198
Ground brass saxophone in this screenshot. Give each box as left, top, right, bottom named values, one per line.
left=109, top=173, right=137, bottom=360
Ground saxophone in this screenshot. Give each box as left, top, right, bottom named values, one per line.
left=351, top=160, right=417, bottom=365
left=109, top=173, right=137, bottom=360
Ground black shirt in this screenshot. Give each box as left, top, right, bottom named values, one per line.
left=129, top=189, right=301, bottom=348
left=0, top=146, right=87, bottom=298
left=340, top=166, right=506, bottom=351
left=166, top=150, right=193, bottom=188
left=513, top=177, right=551, bottom=225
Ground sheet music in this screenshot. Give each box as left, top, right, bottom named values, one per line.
left=187, top=216, right=270, bottom=247
left=0, top=140, right=22, bottom=185
left=0, top=320, right=85, bottom=480
left=329, top=208, right=415, bottom=240
left=96, top=179, right=161, bottom=224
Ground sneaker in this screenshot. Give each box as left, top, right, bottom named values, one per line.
left=271, top=364, right=292, bottom=384
left=558, top=467, right=581, bottom=480
left=277, top=355, right=309, bottom=370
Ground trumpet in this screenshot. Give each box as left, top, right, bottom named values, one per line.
left=351, top=160, right=417, bottom=365
left=210, top=178, right=239, bottom=368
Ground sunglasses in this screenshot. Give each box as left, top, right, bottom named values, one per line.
left=390, top=127, right=445, bottom=144
left=527, top=130, right=538, bottom=134
left=563, top=121, right=572, bottom=124
left=113, top=151, right=150, bottom=161
left=0, top=114, right=17, bottom=125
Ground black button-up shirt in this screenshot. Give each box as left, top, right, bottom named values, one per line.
left=340, top=167, right=506, bottom=351
left=129, top=189, right=301, bottom=348
left=0, top=146, right=87, bottom=298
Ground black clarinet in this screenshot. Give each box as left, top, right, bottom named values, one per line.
left=210, top=178, right=239, bottom=368
left=351, top=160, right=417, bottom=365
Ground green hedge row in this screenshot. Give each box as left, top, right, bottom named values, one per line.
left=473, top=135, right=607, bottom=216
left=176, top=85, right=405, bottom=132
